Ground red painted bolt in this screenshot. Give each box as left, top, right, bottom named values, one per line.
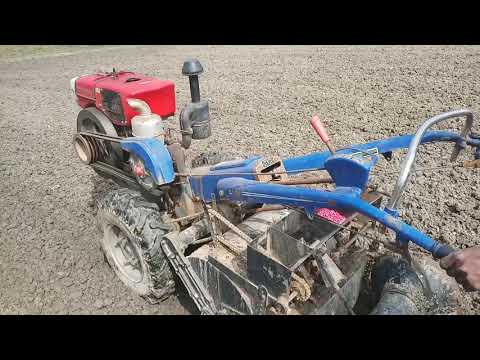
left=134, top=163, right=145, bottom=177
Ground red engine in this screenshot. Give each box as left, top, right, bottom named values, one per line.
left=71, top=70, right=176, bottom=127
left=72, top=59, right=211, bottom=159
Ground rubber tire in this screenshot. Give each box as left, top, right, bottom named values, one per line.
left=190, top=151, right=246, bottom=168
left=77, top=107, right=123, bottom=166
left=97, top=188, right=176, bottom=303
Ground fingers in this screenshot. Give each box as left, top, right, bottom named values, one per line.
left=446, top=267, right=458, bottom=277
left=441, top=252, right=466, bottom=281
left=440, top=247, right=480, bottom=291
left=443, top=260, right=477, bottom=292
left=440, top=252, right=458, bottom=270
left=453, top=268, right=467, bottom=284
left=456, top=271, right=476, bottom=292
left=446, top=266, right=466, bottom=281
left=460, top=281, right=477, bottom=292
left=457, top=262, right=480, bottom=292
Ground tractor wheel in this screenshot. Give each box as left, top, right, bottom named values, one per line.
left=97, top=188, right=177, bottom=303
left=190, top=151, right=246, bottom=168
left=77, top=107, right=123, bottom=166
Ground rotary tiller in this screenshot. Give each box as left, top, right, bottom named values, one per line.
left=71, top=59, right=480, bottom=314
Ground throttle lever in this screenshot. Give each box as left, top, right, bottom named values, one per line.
left=310, top=115, right=336, bottom=155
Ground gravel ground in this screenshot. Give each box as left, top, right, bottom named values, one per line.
left=0, top=45, right=479, bottom=314
left=0, top=46, right=105, bottom=61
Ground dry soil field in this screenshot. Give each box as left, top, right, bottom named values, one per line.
left=0, top=45, right=479, bottom=314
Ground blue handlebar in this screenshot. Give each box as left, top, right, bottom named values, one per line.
left=217, top=178, right=455, bottom=258
left=432, top=244, right=456, bottom=259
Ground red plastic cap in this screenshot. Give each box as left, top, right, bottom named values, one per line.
left=310, top=115, right=330, bottom=143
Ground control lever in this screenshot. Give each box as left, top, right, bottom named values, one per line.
left=310, top=115, right=336, bottom=155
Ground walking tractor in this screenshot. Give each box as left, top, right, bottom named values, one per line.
left=70, top=59, right=480, bottom=315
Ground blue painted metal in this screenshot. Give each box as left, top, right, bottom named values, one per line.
left=384, top=207, right=399, bottom=218
left=210, top=158, right=258, bottom=171
left=189, top=131, right=460, bottom=202
left=120, top=137, right=175, bottom=185
left=189, top=130, right=463, bottom=203
left=182, top=128, right=479, bottom=257
left=467, top=136, right=480, bottom=159
left=282, top=130, right=462, bottom=172
left=216, top=178, right=447, bottom=256
left=384, top=207, right=412, bottom=246
left=324, top=153, right=378, bottom=191
left=189, top=156, right=261, bottom=201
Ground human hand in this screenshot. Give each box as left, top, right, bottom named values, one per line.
left=440, top=247, right=480, bottom=291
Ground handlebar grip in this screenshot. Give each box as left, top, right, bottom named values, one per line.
left=433, top=244, right=456, bottom=259
left=310, top=115, right=330, bottom=143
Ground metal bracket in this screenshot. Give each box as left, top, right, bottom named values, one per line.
left=161, top=233, right=217, bottom=315
left=200, top=200, right=220, bottom=243
left=208, top=207, right=254, bottom=244
left=201, top=199, right=244, bottom=255
left=382, top=151, right=393, bottom=162
left=254, top=286, right=269, bottom=315
left=314, top=251, right=356, bottom=315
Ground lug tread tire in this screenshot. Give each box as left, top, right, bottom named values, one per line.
left=97, top=188, right=176, bottom=303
